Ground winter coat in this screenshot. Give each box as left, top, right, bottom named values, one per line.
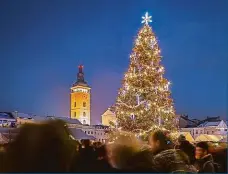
left=73, top=146, right=97, bottom=172
left=93, top=158, right=118, bottom=172
left=153, top=149, right=197, bottom=173
left=125, top=149, right=158, bottom=172
left=176, top=140, right=196, bottom=164
left=194, top=154, right=215, bottom=173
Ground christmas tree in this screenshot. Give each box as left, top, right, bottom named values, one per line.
left=115, top=12, right=177, bottom=134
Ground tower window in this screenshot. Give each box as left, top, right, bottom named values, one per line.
left=74, top=112, right=76, bottom=117
left=83, top=120, right=86, bottom=124
left=83, top=102, right=86, bottom=107
left=74, top=102, right=76, bottom=107
left=83, top=112, right=86, bottom=117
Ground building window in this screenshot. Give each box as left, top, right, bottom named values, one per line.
left=196, top=130, right=198, bottom=134
left=212, top=131, right=214, bottom=134
left=91, top=131, right=93, bottom=134
left=74, top=102, right=76, bottom=107
left=83, top=112, right=86, bottom=117
left=85, top=131, right=86, bottom=134
left=83, top=120, right=86, bottom=124
left=200, top=130, right=203, bottom=134
left=225, top=129, right=227, bottom=131
left=74, top=112, right=76, bottom=117
left=83, top=102, right=86, bottom=107
left=88, top=131, right=90, bottom=134
left=207, top=131, right=209, bottom=134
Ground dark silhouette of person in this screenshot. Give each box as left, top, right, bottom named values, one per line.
left=175, top=134, right=196, bottom=164
left=2, top=120, right=75, bottom=172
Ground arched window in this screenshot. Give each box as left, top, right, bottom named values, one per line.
left=83, top=102, right=86, bottom=107
left=83, top=112, right=86, bottom=117
left=74, top=102, right=76, bottom=107
left=83, top=120, right=86, bottom=124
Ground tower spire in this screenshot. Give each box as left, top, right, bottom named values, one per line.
left=77, top=65, right=84, bottom=82
left=72, top=65, right=89, bottom=87
left=78, top=65, right=83, bottom=73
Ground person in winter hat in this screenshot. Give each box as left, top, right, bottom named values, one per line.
left=194, top=142, right=215, bottom=173
left=148, top=130, right=172, bottom=155
left=149, top=131, right=197, bottom=173
left=152, top=149, right=197, bottom=173
left=175, top=134, right=196, bottom=164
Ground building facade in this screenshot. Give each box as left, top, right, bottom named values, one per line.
left=0, top=112, right=17, bottom=128
left=7, top=112, right=109, bottom=143
left=70, top=65, right=91, bottom=125
left=181, top=119, right=227, bottom=140
left=101, top=107, right=117, bottom=127
left=178, top=114, right=198, bottom=128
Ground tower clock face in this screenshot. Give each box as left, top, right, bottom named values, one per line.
left=83, top=94, right=87, bottom=99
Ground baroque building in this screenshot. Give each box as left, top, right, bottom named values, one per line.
left=70, top=65, right=91, bottom=125
left=101, top=106, right=117, bottom=128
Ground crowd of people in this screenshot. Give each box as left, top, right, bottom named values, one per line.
left=0, top=120, right=227, bottom=173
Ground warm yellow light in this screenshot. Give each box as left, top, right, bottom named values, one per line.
left=115, top=13, right=176, bottom=133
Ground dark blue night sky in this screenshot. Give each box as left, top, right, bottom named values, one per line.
left=0, top=0, right=227, bottom=124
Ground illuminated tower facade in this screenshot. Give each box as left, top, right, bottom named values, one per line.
left=70, top=65, right=91, bottom=125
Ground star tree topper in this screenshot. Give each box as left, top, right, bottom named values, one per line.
left=141, top=12, right=152, bottom=24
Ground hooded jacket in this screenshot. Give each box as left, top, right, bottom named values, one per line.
left=194, top=154, right=215, bottom=173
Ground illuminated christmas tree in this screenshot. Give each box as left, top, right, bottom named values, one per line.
left=115, top=12, right=177, bottom=134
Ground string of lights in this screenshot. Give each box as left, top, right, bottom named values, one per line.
left=115, top=12, right=177, bottom=134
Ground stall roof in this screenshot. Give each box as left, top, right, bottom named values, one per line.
left=195, top=134, right=224, bottom=142
left=0, top=112, right=16, bottom=120
left=179, top=132, right=194, bottom=142
left=69, top=128, right=95, bottom=140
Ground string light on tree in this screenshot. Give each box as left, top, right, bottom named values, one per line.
left=150, top=37, right=157, bottom=48
left=115, top=12, right=177, bottom=133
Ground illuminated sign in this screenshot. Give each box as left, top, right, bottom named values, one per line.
left=72, top=88, right=89, bottom=93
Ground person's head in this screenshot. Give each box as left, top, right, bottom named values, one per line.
left=149, top=130, right=171, bottom=154
left=106, top=132, right=142, bottom=169
left=83, top=139, right=91, bottom=147
left=195, top=142, right=209, bottom=159
left=178, top=134, right=186, bottom=143
left=3, top=120, right=74, bottom=172
left=96, top=145, right=107, bottom=159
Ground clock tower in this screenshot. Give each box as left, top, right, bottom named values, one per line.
left=70, top=65, right=91, bottom=125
